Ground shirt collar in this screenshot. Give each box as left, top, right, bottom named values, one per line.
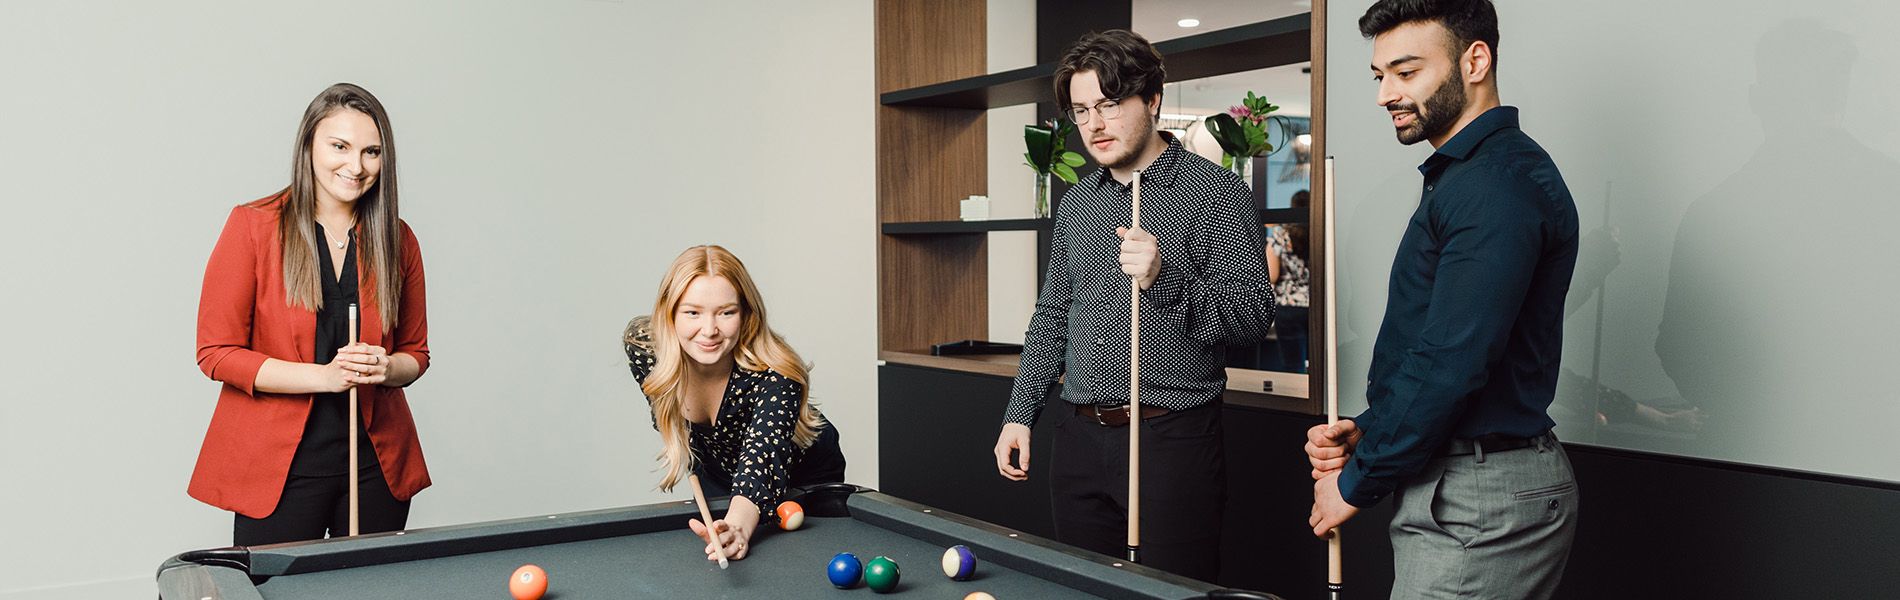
left=1419, top=105, right=1519, bottom=175
left=1090, top=131, right=1188, bottom=190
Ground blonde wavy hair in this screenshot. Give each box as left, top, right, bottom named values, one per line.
left=629, top=245, right=824, bottom=492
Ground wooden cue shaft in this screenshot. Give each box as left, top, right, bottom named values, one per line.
left=1588, top=181, right=1612, bottom=439
left=1323, top=158, right=1343, bottom=594
left=689, top=474, right=730, bottom=568
left=348, top=303, right=360, bottom=537
left=1125, top=170, right=1144, bottom=562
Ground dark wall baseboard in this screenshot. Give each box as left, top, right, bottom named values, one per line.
left=879, top=363, right=1900, bottom=600
left=1557, top=442, right=1900, bottom=599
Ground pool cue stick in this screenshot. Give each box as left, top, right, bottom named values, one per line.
left=348, top=303, right=360, bottom=537
left=1588, top=182, right=1612, bottom=439
left=1126, top=170, right=1143, bottom=564
left=688, top=474, right=730, bottom=569
left=1322, top=158, right=1342, bottom=599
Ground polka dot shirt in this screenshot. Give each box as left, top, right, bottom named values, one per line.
left=623, top=316, right=822, bottom=512
left=1004, top=134, right=1277, bottom=427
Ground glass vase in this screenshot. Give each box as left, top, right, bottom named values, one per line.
left=1033, top=171, right=1053, bottom=218
left=1230, top=154, right=1255, bottom=190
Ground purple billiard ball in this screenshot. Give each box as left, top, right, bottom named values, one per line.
left=828, top=552, right=863, bottom=588
left=941, top=545, right=977, bottom=581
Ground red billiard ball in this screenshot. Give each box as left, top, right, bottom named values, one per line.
left=776, top=500, right=806, bottom=531
left=510, top=564, right=548, bottom=600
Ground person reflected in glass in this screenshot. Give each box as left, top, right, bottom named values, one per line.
left=1265, top=190, right=1313, bottom=373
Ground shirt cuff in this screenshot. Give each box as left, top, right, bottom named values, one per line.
left=1143, top=260, right=1189, bottom=307
left=1003, top=394, right=1043, bottom=428
left=1339, top=459, right=1389, bottom=509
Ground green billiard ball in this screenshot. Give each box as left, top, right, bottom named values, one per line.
left=865, top=555, right=901, bottom=593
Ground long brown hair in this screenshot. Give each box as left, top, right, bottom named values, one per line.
left=639, top=245, right=824, bottom=491
left=272, top=83, right=402, bottom=331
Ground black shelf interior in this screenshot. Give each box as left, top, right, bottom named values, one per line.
left=879, top=13, right=1312, bottom=109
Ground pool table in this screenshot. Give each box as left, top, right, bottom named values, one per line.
left=158, top=484, right=1281, bottom=599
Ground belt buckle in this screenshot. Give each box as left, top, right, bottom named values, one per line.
left=1091, top=404, right=1111, bottom=426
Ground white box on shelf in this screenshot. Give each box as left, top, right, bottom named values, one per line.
left=959, top=195, right=991, bottom=221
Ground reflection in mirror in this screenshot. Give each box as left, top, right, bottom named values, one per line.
left=1157, top=62, right=1314, bottom=374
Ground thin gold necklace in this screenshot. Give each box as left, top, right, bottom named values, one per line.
left=319, top=221, right=354, bottom=250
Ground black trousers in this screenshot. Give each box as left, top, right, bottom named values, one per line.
left=233, top=460, right=409, bottom=546
left=1049, top=400, right=1226, bottom=582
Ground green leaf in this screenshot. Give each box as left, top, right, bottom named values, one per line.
left=1053, top=162, right=1078, bottom=184
left=1204, top=113, right=1249, bottom=156
left=1024, top=125, right=1054, bottom=171
left=1024, top=152, right=1045, bottom=174
left=1244, top=125, right=1269, bottom=156
left=1242, top=91, right=1278, bottom=116
left=1059, top=151, right=1085, bottom=167
left=1220, top=153, right=1234, bottom=169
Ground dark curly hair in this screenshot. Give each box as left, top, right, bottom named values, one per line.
left=1359, top=0, right=1499, bottom=70
left=1053, top=29, right=1165, bottom=113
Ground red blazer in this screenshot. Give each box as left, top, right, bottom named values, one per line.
left=191, top=195, right=431, bottom=519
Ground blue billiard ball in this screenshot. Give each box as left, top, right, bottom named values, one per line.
left=827, top=552, right=863, bottom=588
left=941, top=545, right=977, bottom=581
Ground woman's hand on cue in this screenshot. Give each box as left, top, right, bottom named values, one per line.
left=690, top=495, right=761, bottom=561
left=310, top=356, right=360, bottom=393
left=688, top=518, right=743, bottom=561
left=335, top=343, right=391, bottom=385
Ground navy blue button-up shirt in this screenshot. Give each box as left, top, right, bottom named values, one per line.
left=1339, top=106, right=1580, bottom=507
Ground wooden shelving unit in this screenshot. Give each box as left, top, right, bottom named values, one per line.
left=881, top=219, right=1051, bottom=235
left=874, top=0, right=1319, bottom=413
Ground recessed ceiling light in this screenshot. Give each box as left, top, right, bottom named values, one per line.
left=1177, top=18, right=1200, bottom=28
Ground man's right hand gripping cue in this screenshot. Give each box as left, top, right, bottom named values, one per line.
left=1304, top=420, right=1363, bottom=480
left=994, top=423, right=1033, bottom=481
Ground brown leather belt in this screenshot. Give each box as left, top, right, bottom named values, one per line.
left=1075, top=403, right=1171, bottom=427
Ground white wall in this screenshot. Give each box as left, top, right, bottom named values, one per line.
left=0, top=1, right=875, bottom=596
left=986, top=0, right=1041, bottom=344
left=1327, top=1, right=1899, bottom=481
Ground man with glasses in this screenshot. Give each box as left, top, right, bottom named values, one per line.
left=990, top=29, right=1275, bottom=582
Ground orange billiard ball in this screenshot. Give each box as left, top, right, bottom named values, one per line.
left=776, top=500, right=806, bottom=531
left=510, top=564, right=548, bottom=600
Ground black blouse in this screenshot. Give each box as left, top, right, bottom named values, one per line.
left=288, top=229, right=378, bottom=477
left=622, top=316, right=831, bottom=512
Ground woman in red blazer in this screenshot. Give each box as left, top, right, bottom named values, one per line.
left=194, top=83, right=431, bottom=545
